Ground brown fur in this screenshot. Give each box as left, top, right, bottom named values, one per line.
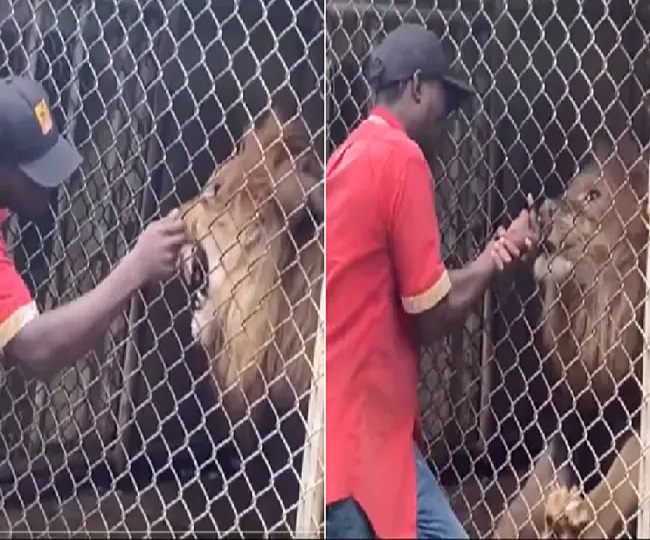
left=494, top=135, right=649, bottom=539
left=177, top=108, right=324, bottom=454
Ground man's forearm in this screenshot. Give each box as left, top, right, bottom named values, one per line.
left=412, top=245, right=496, bottom=344
left=4, top=253, right=145, bottom=378
left=445, top=247, right=497, bottom=319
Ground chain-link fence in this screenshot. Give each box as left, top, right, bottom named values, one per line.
left=327, top=0, right=650, bottom=537
left=0, top=0, right=324, bottom=536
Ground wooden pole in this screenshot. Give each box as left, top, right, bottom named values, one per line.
left=295, top=270, right=326, bottom=538
left=636, top=139, right=650, bottom=538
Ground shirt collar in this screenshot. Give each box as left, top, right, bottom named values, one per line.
left=367, top=106, right=405, bottom=132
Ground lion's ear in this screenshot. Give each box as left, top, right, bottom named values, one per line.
left=616, top=134, right=642, bottom=172
left=593, top=136, right=614, bottom=164
left=627, top=155, right=649, bottom=204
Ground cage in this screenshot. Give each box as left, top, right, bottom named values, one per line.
left=0, top=0, right=324, bottom=536
left=327, top=0, right=650, bottom=536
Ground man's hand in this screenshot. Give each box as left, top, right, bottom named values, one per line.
left=505, top=193, right=540, bottom=252
left=490, top=194, right=541, bottom=272
left=4, top=210, right=190, bottom=379
left=127, top=209, right=190, bottom=286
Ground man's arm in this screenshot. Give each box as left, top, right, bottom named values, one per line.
left=3, top=252, right=143, bottom=379
left=2, top=211, right=188, bottom=379
left=414, top=202, right=541, bottom=343
left=411, top=248, right=496, bottom=345
left=387, top=154, right=509, bottom=347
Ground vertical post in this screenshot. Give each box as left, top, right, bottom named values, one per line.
left=636, top=145, right=650, bottom=538
left=478, top=76, right=499, bottom=447
left=110, top=18, right=176, bottom=472
left=478, top=0, right=507, bottom=449
left=25, top=3, right=42, bottom=75
left=478, top=154, right=495, bottom=445
left=25, top=1, right=46, bottom=456
left=295, top=273, right=326, bottom=537
left=447, top=116, right=467, bottom=447
left=47, top=1, right=88, bottom=311
left=31, top=1, right=90, bottom=454
left=4, top=0, right=44, bottom=242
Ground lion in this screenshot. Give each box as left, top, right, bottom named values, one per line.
left=493, top=134, right=649, bottom=539
left=177, top=106, right=324, bottom=457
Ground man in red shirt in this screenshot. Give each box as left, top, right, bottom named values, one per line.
left=0, top=76, right=188, bottom=378
left=326, top=25, right=539, bottom=539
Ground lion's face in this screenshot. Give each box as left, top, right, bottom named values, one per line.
left=233, top=117, right=324, bottom=230
left=534, top=136, right=648, bottom=284
left=177, top=109, right=323, bottom=346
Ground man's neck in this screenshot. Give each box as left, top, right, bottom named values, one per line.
left=371, top=104, right=427, bottom=158
left=370, top=104, right=410, bottom=134
left=377, top=102, right=405, bottom=122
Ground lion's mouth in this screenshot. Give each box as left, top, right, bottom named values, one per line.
left=540, top=237, right=558, bottom=255
left=180, top=241, right=210, bottom=313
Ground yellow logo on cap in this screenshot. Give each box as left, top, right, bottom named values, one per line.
left=34, top=100, right=53, bottom=135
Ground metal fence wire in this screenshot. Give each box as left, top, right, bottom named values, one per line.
left=0, top=0, right=324, bottom=536
left=327, top=0, right=650, bottom=538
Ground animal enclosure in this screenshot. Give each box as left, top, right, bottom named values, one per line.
left=0, top=0, right=324, bottom=536
left=327, top=0, right=650, bottom=537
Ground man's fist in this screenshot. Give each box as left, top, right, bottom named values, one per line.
left=490, top=194, right=541, bottom=272
left=128, top=209, right=190, bottom=285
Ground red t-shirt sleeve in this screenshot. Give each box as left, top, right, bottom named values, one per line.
left=0, top=244, right=39, bottom=351
left=386, top=153, right=451, bottom=314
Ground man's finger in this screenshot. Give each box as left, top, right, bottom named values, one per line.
left=163, top=208, right=185, bottom=226
left=527, top=193, right=534, bottom=208
left=164, top=212, right=185, bottom=226
left=165, top=229, right=192, bottom=247
left=499, top=237, right=521, bottom=258
left=493, top=242, right=512, bottom=264
left=160, top=216, right=189, bottom=235
left=165, top=232, right=191, bottom=249
left=491, top=251, right=505, bottom=271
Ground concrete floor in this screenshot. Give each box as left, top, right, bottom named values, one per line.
left=0, top=469, right=296, bottom=538
left=446, top=473, right=520, bottom=538
left=0, top=470, right=520, bottom=538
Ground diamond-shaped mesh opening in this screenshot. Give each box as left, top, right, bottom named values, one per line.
left=0, top=0, right=324, bottom=536
left=328, top=1, right=650, bottom=538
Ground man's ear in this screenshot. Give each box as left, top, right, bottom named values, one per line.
left=410, top=71, right=423, bottom=105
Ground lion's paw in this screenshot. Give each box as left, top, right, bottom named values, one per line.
left=544, top=484, right=592, bottom=539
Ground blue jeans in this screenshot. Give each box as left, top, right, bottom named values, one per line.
left=326, top=444, right=468, bottom=539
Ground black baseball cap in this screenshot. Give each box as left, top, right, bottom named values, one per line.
left=366, top=24, right=475, bottom=113
left=0, top=76, right=82, bottom=188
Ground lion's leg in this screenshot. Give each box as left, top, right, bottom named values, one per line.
left=545, top=433, right=640, bottom=539
left=494, top=439, right=570, bottom=539
left=583, top=433, right=640, bottom=539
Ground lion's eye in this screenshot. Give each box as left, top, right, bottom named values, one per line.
left=585, top=189, right=601, bottom=203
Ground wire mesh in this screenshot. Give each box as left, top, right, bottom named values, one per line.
left=326, top=0, right=650, bottom=538
left=0, top=0, right=324, bottom=536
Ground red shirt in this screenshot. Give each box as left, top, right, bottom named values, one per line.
left=0, top=209, right=39, bottom=352
left=326, top=107, right=451, bottom=538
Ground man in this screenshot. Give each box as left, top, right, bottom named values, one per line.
left=326, top=24, right=539, bottom=539
left=0, top=75, right=188, bottom=378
